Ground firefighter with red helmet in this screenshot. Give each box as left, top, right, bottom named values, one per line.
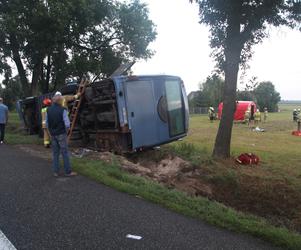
left=41, top=98, right=52, bottom=147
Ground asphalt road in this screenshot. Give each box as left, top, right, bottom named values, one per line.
left=0, top=145, right=279, bottom=250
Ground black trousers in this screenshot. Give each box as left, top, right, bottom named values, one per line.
left=0, top=123, right=5, bottom=141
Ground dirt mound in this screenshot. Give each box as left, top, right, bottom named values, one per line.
left=88, top=151, right=213, bottom=198
left=100, top=152, right=152, bottom=176
left=154, top=156, right=190, bottom=177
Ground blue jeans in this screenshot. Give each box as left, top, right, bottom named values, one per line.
left=51, top=133, right=71, bottom=174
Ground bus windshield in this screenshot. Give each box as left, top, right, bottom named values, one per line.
left=165, top=80, right=185, bottom=137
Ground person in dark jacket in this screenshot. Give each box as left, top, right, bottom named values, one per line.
left=46, top=94, right=77, bottom=177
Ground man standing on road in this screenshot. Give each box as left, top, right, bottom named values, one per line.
left=46, top=93, right=77, bottom=177
left=0, top=97, right=8, bottom=144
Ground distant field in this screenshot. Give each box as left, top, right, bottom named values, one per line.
left=279, top=103, right=301, bottom=112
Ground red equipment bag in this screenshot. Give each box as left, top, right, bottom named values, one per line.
left=292, top=131, right=301, bottom=136
left=236, top=153, right=260, bottom=165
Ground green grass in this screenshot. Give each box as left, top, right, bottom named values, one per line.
left=72, top=158, right=301, bottom=250
left=5, top=132, right=42, bottom=145
left=176, top=105, right=301, bottom=183
left=5, top=112, right=43, bottom=145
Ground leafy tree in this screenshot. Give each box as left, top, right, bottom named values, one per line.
left=0, top=75, right=23, bottom=110
left=254, top=81, right=281, bottom=112
left=189, top=75, right=224, bottom=108
left=236, top=90, right=255, bottom=101
left=191, top=0, right=300, bottom=158
left=191, top=74, right=254, bottom=107
left=201, top=74, right=224, bottom=107
left=237, top=76, right=258, bottom=101
left=0, top=0, right=156, bottom=96
left=188, top=91, right=203, bottom=108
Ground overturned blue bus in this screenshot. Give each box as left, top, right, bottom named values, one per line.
left=19, top=75, right=189, bottom=152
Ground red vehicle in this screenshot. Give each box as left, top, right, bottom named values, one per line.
left=218, top=101, right=256, bottom=121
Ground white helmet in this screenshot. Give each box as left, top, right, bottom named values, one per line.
left=294, top=109, right=297, bottom=111
left=54, top=91, right=62, bottom=96
left=256, top=109, right=259, bottom=112
left=298, top=109, right=301, bottom=111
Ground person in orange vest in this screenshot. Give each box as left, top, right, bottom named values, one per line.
left=41, top=98, right=52, bottom=148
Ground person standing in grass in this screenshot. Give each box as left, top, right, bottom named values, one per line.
left=208, top=107, right=215, bottom=122
left=41, top=98, right=52, bottom=148
left=293, top=109, right=298, bottom=122
left=297, top=111, right=301, bottom=132
left=254, top=109, right=261, bottom=127
left=244, top=110, right=250, bottom=126
left=263, top=107, right=268, bottom=122
left=0, top=97, right=8, bottom=144
left=46, top=93, right=77, bottom=177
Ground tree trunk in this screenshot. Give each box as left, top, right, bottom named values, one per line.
left=31, top=60, right=43, bottom=96
left=9, top=34, right=29, bottom=96
left=213, top=48, right=241, bottom=158
left=212, top=10, right=242, bottom=158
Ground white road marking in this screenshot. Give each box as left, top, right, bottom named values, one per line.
left=126, top=234, right=142, bottom=240
left=0, top=230, right=17, bottom=250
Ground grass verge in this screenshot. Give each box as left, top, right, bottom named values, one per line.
left=72, top=158, right=301, bottom=250
left=5, top=132, right=42, bottom=145
left=4, top=112, right=42, bottom=145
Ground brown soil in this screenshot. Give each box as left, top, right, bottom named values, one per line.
left=16, top=144, right=301, bottom=233
left=96, top=151, right=213, bottom=197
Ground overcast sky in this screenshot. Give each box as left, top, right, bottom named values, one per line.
left=133, top=0, right=301, bottom=100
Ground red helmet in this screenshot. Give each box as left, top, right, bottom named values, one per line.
left=43, top=98, right=52, bottom=106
